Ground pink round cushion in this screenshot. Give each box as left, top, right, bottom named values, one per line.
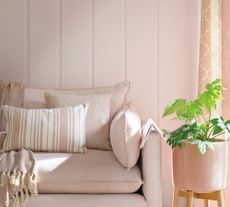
left=110, top=106, right=142, bottom=168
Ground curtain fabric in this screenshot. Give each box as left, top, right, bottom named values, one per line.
left=199, top=0, right=230, bottom=206
left=198, top=0, right=222, bottom=93
left=223, top=0, right=230, bottom=206
left=223, top=0, right=230, bottom=119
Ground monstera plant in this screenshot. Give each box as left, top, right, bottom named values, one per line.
left=162, top=79, right=230, bottom=154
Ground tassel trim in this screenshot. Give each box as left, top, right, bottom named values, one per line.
left=0, top=171, right=37, bottom=207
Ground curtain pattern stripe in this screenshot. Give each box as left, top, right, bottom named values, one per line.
left=198, top=0, right=222, bottom=93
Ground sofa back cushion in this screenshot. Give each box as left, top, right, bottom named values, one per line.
left=23, top=81, right=130, bottom=118
left=2, top=104, right=88, bottom=153
left=23, top=81, right=130, bottom=150
left=45, top=93, right=112, bottom=150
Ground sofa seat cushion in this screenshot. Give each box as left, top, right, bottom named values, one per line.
left=25, top=194, right=147, bottom=207
left=35, top=149, right=143, bottom=193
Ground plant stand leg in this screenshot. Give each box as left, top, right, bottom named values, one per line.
left=216, top=191, right=224, bottom=207
left=204, top=199, right=209, bottom=207
left=172, top=187, right=179, bottom=207
left=186, top=190, right=194, bottom=207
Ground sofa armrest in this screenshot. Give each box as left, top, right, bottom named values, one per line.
left=142, top=131, right=162, bottom=207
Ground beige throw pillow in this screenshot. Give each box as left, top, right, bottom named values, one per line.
left=110, top=105, right=142, bottom=168
left=2, top=104, right=88, bottom=153
left=45, top=93, right=112, bottom=150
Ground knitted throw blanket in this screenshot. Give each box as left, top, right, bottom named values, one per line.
left=0, top=149, right=37, bottom=207
left=0, top=81, right=38, bottom=206
left=0, top=81, right=25, bottom=132
left=0, top=81, right=25, bottom=107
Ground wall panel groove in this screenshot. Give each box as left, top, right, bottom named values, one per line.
left=123, top=0, right=127, bottom=81
left=91, top=0, right=95, bottom=87
left=155, top=0, right=160, bottom=125
left=59, top=0, right=62, bottom=88
left=25, top=0, right=30, bottom=85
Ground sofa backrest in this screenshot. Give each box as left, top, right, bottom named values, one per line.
left=23, top=81, right=130, bottom=150
left=23, top=81, right=130, bottom=118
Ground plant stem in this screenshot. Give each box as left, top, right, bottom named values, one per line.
left=204, top=111, right=212, bottom=140
left=210, top=132, right=224, bottom=140
left=207, top=126, right=215, bottom=139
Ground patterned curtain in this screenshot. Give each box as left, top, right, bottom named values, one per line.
left=199, top=0, right=230, bottom=205
left=223, top=0, right=230, bottom=206
left=198, top=0, right=222, bottom=93
left=223, top=0, right=230, bottom=119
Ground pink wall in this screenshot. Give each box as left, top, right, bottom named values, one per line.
left=0, top=0, right=199, bottom=206
left=159, top=0, right=200, bottom=206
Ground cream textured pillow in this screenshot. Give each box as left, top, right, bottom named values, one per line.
left=2, top=104, right=88, bottom=153
left=45, top=93, right=112, bottom=150
left=110, top=106, right=142, bottom=168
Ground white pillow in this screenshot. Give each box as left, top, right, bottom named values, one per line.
left=110, top=105, right=142, bottom=168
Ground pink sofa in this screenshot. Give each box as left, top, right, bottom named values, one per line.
left=22, top=86, right=162, bottom=207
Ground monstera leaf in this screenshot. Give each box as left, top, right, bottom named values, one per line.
left=162, top=79, right=229, bottom=155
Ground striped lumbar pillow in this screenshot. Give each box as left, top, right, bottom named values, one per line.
left=2, top=104, right=88, bottom=153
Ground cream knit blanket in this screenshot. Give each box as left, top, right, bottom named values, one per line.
left=0, top=81, right=37, bottom=206
left=0, top=80, right=25, bottom=133
left=0, top=149, right=37, bottom=207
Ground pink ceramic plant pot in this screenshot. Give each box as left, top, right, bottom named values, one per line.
left=172, top=141, right=228, bottom=192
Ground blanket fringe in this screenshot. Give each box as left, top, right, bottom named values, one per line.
left=0, top=171, right=38, bottom=207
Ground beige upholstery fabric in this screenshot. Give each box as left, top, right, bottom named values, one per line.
left=35, top=149, right=143, bottom=194
left=25, top=194, right=147, bottom=207
left=45, top=93, right=112, bottom=150
left=23, top=81, right=130, bottom=119
left=142, top=131, right=162, bottom=207
left=2, top=104, right=88, bottom=153
left=110, top=105, right=141, bottom=168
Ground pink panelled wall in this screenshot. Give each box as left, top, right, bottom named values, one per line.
left=0, top=0, right=200, bottom=206
left=159, top=1, right=200, bottom=206
left=223, top=0, right=230, bottom=206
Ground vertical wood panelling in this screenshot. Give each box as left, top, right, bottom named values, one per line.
left=0, top=0, right=27, bottom=83
left=62, top=0, right=92, bottom=88
left=93, top=0, right=124, bottom=86
left=126, top=0, right=158, bottom=121
left=0, top=1, right=199, bottom=206
left=29, top=0, right=60, bottom=88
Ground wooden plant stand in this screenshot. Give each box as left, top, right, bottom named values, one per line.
left=172, top=187, right=224, bottom=207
